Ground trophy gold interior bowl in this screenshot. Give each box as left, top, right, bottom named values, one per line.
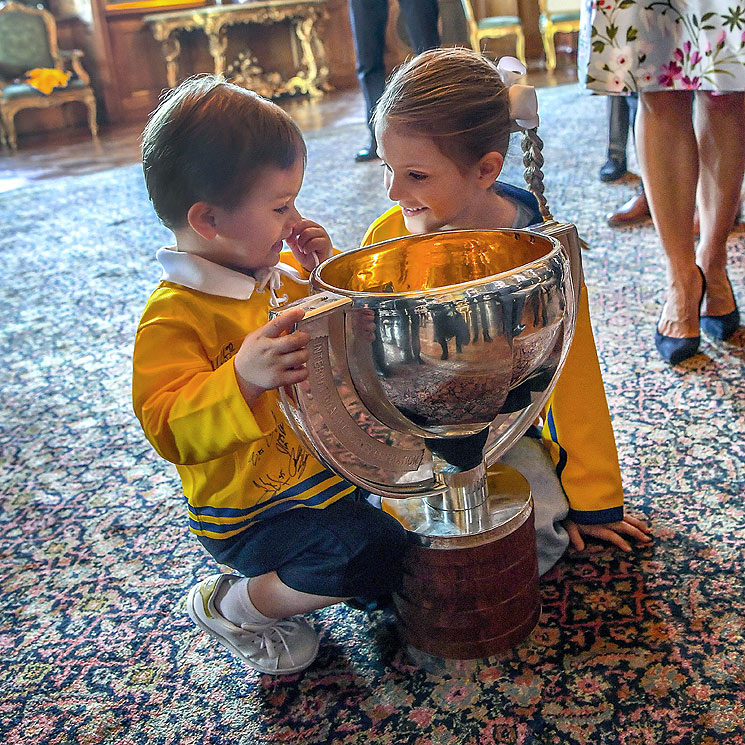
left=311, top=228, right=571, bottom=437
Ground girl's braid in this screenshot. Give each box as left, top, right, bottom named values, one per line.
left=521, top=128, right=552, bottom=222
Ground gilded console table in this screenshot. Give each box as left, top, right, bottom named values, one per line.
left=145, top=0, right=329, bottom=99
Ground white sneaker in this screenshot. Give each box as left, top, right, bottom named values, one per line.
left=186, top=574, right=320, bottom=675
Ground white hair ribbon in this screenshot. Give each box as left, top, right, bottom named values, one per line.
left=495, top=56, right=540, bottom=132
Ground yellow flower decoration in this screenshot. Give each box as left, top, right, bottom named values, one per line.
left=25, top=68, right=71, bottom=95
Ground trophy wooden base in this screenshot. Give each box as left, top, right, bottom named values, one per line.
left=386, top=464, right=541, bottom=662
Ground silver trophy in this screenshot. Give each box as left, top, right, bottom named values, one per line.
left=276, top=222, right=581, bottom=663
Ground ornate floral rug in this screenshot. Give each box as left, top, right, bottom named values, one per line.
left=2, top=83, right=744, bottom=744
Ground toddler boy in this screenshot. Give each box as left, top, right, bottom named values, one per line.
left=133, top=76, right=409, bottom=675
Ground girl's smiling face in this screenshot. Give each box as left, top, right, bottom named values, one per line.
left=377, top=125, right=492, bottom=234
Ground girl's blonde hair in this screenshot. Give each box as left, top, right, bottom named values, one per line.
left=373, top=47, right=511, bottom=168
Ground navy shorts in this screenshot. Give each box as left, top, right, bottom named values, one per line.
left=196, top=493, right=411, bottom=599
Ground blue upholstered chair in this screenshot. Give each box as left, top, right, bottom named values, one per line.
left=0, top=0, right=97, bottom=150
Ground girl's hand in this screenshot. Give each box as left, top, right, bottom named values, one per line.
left=566, top=514, right=652, bottom=553
left=286, top=218, right=333, bottom=271
left=233, top=307, right=310, bottom=405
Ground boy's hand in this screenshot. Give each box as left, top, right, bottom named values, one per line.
left=566, top=514, right=652, bottom=553
left=286, top=218, right=333, bottom=271
left=234, top=307, right=310, bottom=405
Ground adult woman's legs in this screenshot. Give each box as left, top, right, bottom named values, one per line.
left=694, top=91, right=745, bottom=320
left=636, top=91, right=703, bottom=341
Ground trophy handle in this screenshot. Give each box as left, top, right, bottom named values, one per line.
left=273, top=293, right=439, bottom=498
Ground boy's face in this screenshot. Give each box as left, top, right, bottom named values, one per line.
left=207, top=158, right=305, bottom=274
left=377, top=125, right=484, bottom=234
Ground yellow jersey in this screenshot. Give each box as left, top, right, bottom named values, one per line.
left=132, top=249, right=356, bottom=540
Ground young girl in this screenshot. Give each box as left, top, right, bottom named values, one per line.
left=364, top=47, right=651, bottom=575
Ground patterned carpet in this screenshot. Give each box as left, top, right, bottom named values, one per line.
left=2, top=83, right=744, bottom=745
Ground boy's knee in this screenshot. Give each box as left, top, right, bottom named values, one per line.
left=341, top=506, right=410, bottom=597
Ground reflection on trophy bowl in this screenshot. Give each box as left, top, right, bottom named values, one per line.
left=278, top=228, right=577, bottom=497
left=312, top=229, right=569, bottom=437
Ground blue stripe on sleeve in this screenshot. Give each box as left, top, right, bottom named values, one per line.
left=568, top=506, right=624, bottom=525
left=546, top=406, right=568, bottom=484
left=189, top=468, right=341, bottom=518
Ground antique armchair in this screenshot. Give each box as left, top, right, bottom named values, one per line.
left=0, top=0, right=97, bottom=150
left=459, top=0, right=526, bottom=66
left=538, top=0, right=581, bottom=71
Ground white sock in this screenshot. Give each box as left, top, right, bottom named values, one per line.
left=214, top=577, right=276, bottom=627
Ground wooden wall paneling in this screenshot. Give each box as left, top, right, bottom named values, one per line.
left=516, top=0, right=542, bottom=60
left=89, top=1, right=177, bottom=124
left=106, top=14, right=171, bottom=120
left=314, top=0, right=357, bottom=90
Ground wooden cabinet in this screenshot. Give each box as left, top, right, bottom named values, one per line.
left=89, top=0, right=360, bottom=125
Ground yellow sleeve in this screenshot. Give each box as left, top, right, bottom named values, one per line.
left=362, top=206, right=408, bottom=246
left=132, top=300, right=274, bottom=466
left=539, top=284, right=624, bottom=524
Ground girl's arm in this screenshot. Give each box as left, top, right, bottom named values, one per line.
left=539, top=284, right=651, bottom=549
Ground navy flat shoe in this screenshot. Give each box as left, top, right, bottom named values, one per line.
left=701, top=274, right=739, bottom=340
left=655, top=268, right=705, bottom=364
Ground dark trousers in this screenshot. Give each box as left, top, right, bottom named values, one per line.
left=607, top=93, right=639, bottom=161
left=348, top=0, right=440, bottom=138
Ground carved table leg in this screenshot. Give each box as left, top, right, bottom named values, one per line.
left=84, top=91, right=98, bottom=139
left=2, top=107, right=18, bottom=150
left=286, top=14, right=329, bottom=98
left=162, top=33, right=182, bottom=89
left=207, top=27, right=229, bottom=77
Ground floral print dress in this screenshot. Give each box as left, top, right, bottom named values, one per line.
left=578, top=0, right=745, bottom=92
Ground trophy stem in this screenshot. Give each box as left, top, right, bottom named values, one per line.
left=424, top=429, right=491, bottom=529
left=425, top=461, right=490, bottom=534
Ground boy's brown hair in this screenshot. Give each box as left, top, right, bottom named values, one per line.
left=142, top=75, right=306, bottom=230
left=373, top=47, right=511, bottom=169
